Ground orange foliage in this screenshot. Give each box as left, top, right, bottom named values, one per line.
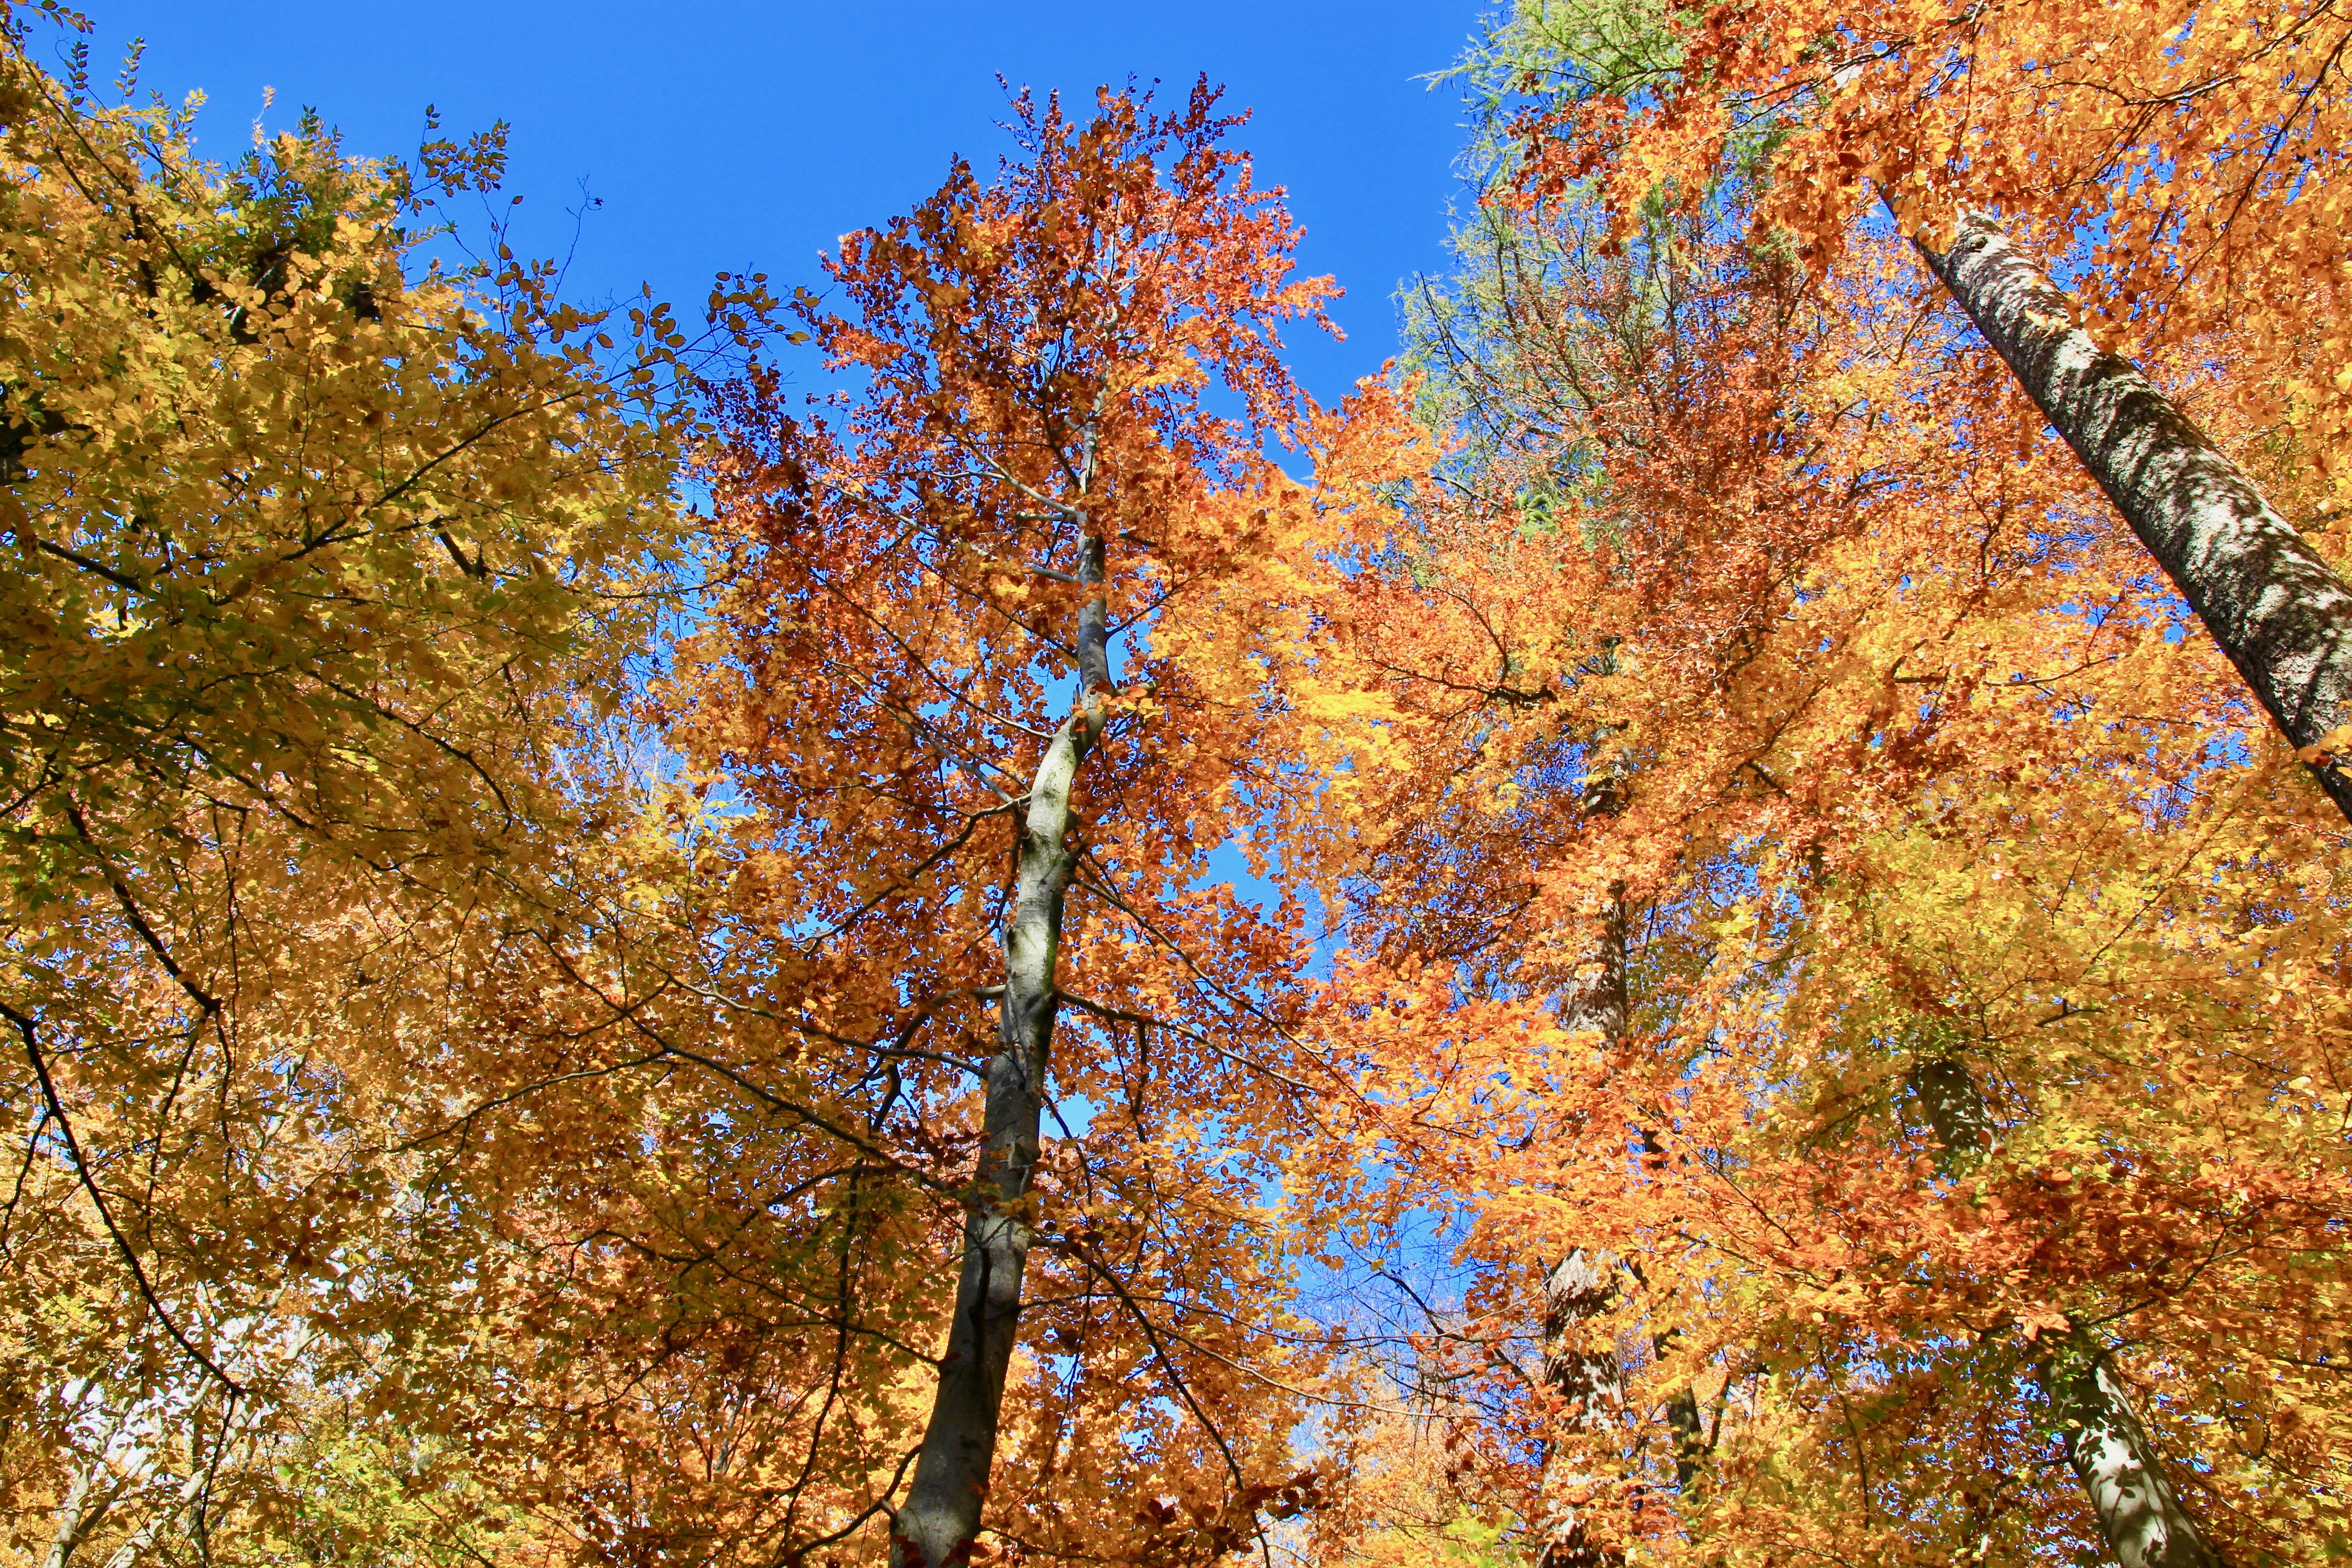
left=9, top=5, right=2350, bottom=1566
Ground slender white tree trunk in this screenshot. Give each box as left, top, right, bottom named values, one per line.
left=97, top=1458, right=224, bottom=1568
left=1906, top=1058, right=2225, bottom=1568
left=41, top=1459, right=99, bottom=1568
left=1912, top=212, right=2352, bottom=822
left=892, top=534, right=1111, bottom=1568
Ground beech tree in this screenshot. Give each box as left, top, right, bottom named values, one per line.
left=1496, top=0, right=2352, bottom=817
left=1299, top=254, right=2352, bottom=1561
left=1271, top=13, right=2352, bottom=1561
left=1908, top=1056, right=2224, bottom=1568
left=670, top=83, right=1411, bottom=1567
left=1270, top=177, right=1843, bottom=1565
left=0, top=7, right=774, bottom=1558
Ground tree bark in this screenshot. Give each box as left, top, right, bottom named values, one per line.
left=1911, top=211, right=2352, bottom=823
left=1906, top=1058, right=2225, bottom=1568
left=42, top=1457, right=99, bottom=1568
left=1539, top=1249, right=1627, bottom=1568
left=1538, top=871, right=1629, bottom=1568
left=1661, top=1379, right=1703, bottom=1492
left=96, top=1457, right=229, bottom=1568
left=1909, top=1057, right=1995, bottom=1174
left=2038, top=1333, right=2227, bottom=1568
left=891, top=534, right=1110, bottom=1568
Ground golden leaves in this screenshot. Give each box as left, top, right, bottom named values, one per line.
left=1282, top=15, right=2352, bottom=1557
left=0, top=20, right=793, bottom=1566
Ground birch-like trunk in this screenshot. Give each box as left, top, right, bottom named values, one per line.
left=1911, top=212, right=2352, bottom=823
left=95, top=1455, right=231, bottom=1568
left=1539, top=880, right=1629, bottom=1568
left=1906, top=1058, right=2225, bottom=1568
left=892, top=533, right=1111, bottom=1568
left=42, top=1459, right=99, bottom=1568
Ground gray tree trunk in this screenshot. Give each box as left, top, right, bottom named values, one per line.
left=96, top=1456, right=230, bottom=1568
left=891, top=533, right=1111, bottom=1568
left=1538, top=871, right=1629, bottom=1568
left=1539, top=1249, right=1626, bottom=1568
left=1909, top=1057, right=1995, bottom=1173
left=1906, top=1058, right=2225, bottom=1568
left=1912, top=212, right=2352, bottom=823
left=2039, top=1333, right=2228, bottom=1568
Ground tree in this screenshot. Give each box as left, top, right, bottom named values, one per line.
left=1497, top=0, right=2352, bottom=818
left=670, top=81, right=1414, bottom=1567
left=1269, top=180, right=1845, bottom=1564
left=1908, top=1055, right=2223, bottom=1568
left=1277, top=15, right=2352, bottom=1557
left=1298, top=291, right=2352, bottom=1559
left=0, top=7, right=774, bottom=1558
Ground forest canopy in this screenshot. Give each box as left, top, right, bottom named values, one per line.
left=4, top=1, right=2348, bottom=1566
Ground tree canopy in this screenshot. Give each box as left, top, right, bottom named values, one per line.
left=4, top=1, right=2347, bottom=1565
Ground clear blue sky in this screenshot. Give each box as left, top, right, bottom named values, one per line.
left=79, top=1, right=1485, bottom=405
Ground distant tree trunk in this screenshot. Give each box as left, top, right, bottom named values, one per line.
left=1636, top=1124, right=1706, bottom=1494
left=891, top=536, right=1110, bottom=1568
left=96, top=1458, right=225, bottom=1568
left=1912, top=211, right=2352, bottom=824
left=1661, top=1379, right=1703, bottom=1491
left=42, top=1458, right=99, bottom=1568
left=1906, top=1058, right=2226, bottom=1568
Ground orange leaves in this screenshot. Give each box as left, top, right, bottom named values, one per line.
left=13, top=5, right=2349, bottom=1560
left=1515, top=0, right=2352, bottom=480
left=650, top=79, right=1428, bottom=1567
left=1272, top=12, right=2352, bottom=1559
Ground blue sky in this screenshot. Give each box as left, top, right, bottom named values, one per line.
left=83, top=1, right=1486, bottom=406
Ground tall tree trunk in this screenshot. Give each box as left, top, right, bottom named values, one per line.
left=1906, top=1058, right=2226, bottom=1568
left=2038, top=1337, right=2228, bottom=1568
left=1911, top=211, right=2352, bottom=823
left=1637, top=1123, right=1707, bottom=1495
left=1539, top=873, right=1629, bottom=1568
left=96, top=1456, right=231, bottom=1568
left=1539, top=1249, right=1626, bottom=1568
left=892, top=534, right=1110, bottom=1568
left=1661, top=1378, right=1704, bottom=1492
